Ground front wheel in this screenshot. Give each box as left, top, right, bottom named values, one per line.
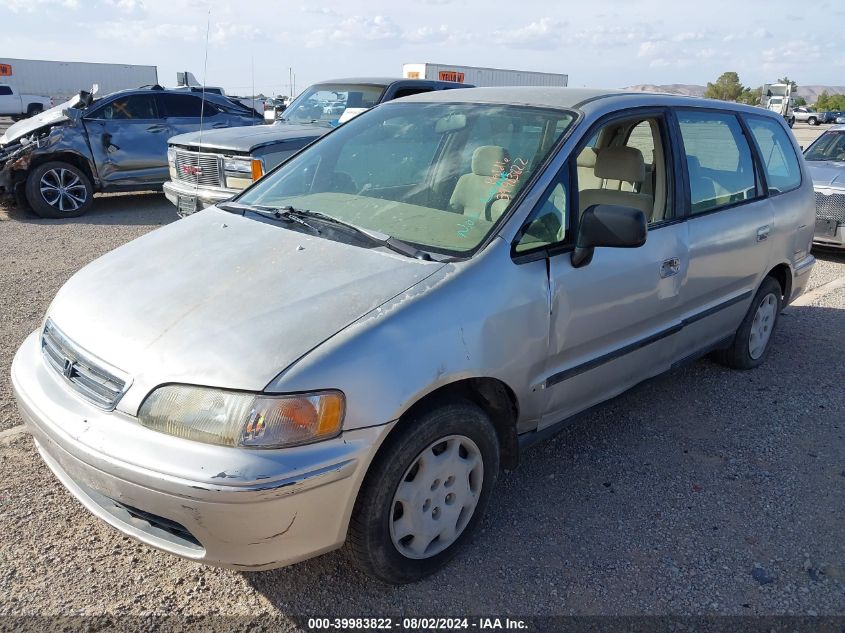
left=808, top=117, right=818, bottom=126
left=348, top=399, right=499, bottom=584
left=25, top=161, right=93, bottom=218
left=712, top=276, right=782, bottom=370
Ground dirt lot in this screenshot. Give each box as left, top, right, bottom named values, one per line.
left=0, top=121, right=843, bottom=626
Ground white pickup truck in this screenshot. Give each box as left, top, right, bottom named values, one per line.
left=0, top=84, right=52, bottom=121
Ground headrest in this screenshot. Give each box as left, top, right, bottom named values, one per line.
left=471, top=145, right=508, bottom=176
left=576, top=147, right=598, bottom=169
left=594, top=146, right=645, bottom=183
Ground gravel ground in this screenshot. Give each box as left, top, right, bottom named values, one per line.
left=0, top=178, right=843, bottom=625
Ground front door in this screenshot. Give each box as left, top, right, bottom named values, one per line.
left=514, top=111, right=689, bottom=428
left=83, top=93, right=170, bottom=187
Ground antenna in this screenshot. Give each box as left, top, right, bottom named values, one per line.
left=251, top=54, right=256, bottom=125
left=197, top=8, right=211, bottom=150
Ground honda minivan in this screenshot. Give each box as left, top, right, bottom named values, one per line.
left=12, top=88, right=816, bottom=584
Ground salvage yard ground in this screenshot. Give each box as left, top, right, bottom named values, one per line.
left=0, top=119, right=843, bottom=623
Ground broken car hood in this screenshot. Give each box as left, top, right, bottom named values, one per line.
left=169, top=122, right=329, bottom=153
left=806, top=161, right=845, bottom=189
left=46, top=208, right=443, bottom=411
left=0, top=99, right=76, bottom=146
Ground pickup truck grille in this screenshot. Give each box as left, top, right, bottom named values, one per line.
left=41, top=319, right=130, bottom=411
left=815, top=191, right=845, bottom=223
left=173, top=149, right=224, bottom=188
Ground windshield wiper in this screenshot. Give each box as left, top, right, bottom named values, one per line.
left=220, top=201, right=324, bottom=234
left=277, top=206, right=434, bottom=261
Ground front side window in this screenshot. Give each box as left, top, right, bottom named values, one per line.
left=238, top=102, right=575, bottom=256
left=804, top=131, right=845, bottom=162
left=678, top=110, right=758, bottom=214
left=91, top=94, right=159, bottom=120
left=279, top=84, right=386, bottom=127
left=576, top=115, right=670, bottom=224
left=745, top=115, right=801, bottom=193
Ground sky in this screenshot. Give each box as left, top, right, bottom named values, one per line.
left=2, top=0, right=843, bottom=97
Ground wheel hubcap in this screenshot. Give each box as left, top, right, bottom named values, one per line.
left=389, top=434, right=483, bottom=560
left=749, top=293, right=777, bottom=359
left=40, top=168, right=87, bottom=212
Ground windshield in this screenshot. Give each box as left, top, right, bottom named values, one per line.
left=239, top=102, right=576, bottom=256
left=279, top=83, right=386, bottom=127
left=805, top=131, right=845, bottom=161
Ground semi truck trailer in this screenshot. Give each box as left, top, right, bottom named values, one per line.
left=402, top=62, right=568, bottom=88
left=0, top=58, right=158, bottom=103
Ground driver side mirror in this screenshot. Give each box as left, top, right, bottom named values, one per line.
left=571, top=204, right=647, bottom=268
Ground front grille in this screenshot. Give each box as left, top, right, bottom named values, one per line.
left=41, top=319, right=130, bottom=410
left=173, top=149, right=223, bottom=187
left=815, top=190, right=845, bottom=223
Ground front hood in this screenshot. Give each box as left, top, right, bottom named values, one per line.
left=169, top=122, right=328, bottom=152
left=806, top=161, right=845, bottom=189
left=0, top=99, right=76, bottom=146
left=47, top=208, right=443, bottom=409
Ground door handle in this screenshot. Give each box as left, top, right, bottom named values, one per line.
left=660, top=257, right=680, bottom=278
left=756, top=225, right=770, bottom=242
left=211, top=122, right=227, bottom=128
left=146, top=124, right=168, bottom=133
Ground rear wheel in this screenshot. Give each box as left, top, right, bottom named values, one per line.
left=26, top=104, right=44, bottom=117
left=808, top=116, right=818, bottom=126
left=348, top=399, right=499, bottom=584
left=25, top=161, right=93, bottom=218
left=712, top=276, right=782, bottom=370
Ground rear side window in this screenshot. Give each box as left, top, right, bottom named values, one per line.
left=745, top=116, right=801, bottom=193
left=0, top=86, right=12, bottom=96
left=677, top=110, right=758, bottom=214
left=158, top=94, right=217, bottom=118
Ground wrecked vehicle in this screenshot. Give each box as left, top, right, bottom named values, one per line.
left=13, top=88, right=814, bottom=584
left=0, top=85, right=262, bottom=218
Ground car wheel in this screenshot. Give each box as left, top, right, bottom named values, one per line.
left=712, top=276, right=782, bottom=370
left=27, top=104, right=44, bottom=117
left=348, top=399, right=499, bottom=584
left=788, top=117, right=795, bottom=128
left=808, top=116, right=818, bottom=126
left=25, top=161, right=94, bottom=219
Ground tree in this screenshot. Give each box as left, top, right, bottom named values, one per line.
left=778, top=77, right=798, bottom=91
left=816, top=90, right=831, bottom=110
left=737, top=86, right=762, bottom=105
left=704, top=72, right=745, bottom=102
left=793, top=96, right=807, bottom=107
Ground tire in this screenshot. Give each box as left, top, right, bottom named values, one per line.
left=808, top=117, right=818, bottom=126
left=25, top=161, right=93, bottom=218
left=712, top=276, right=782, bottom=370
left=788, top=117, right=795, bottom=128
left=348, top=399, right=500, bottom=584
left=26, top=104, right=44, bottom=117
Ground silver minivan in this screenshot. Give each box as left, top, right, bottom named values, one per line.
left=12, top=88, right=816, bottom=584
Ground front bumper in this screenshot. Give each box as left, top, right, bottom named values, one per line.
left=163, top=180, right=237, bottom=216
left=812, top=219, right=845, bottom=249
left=11, top=331, right=394, bottom=571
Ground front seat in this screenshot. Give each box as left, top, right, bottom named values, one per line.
left=449, top=145, right=509, bottom=219
left=578, top=146, right=653, bottom=218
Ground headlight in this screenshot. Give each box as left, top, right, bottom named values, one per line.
left=224, top=157, right=264, bottom=181
left=167, top=147, right=176, bottom=167
left=224, top=157, right=251, bottom=174
left=138, top=385, right=344, bottom=448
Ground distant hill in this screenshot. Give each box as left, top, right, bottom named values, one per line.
left=624, top=83, right=845, bottom=103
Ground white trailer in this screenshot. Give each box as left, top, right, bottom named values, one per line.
left=0, top=58, right=158, bottom=102
left=403, top=63, right=568, bottom=88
